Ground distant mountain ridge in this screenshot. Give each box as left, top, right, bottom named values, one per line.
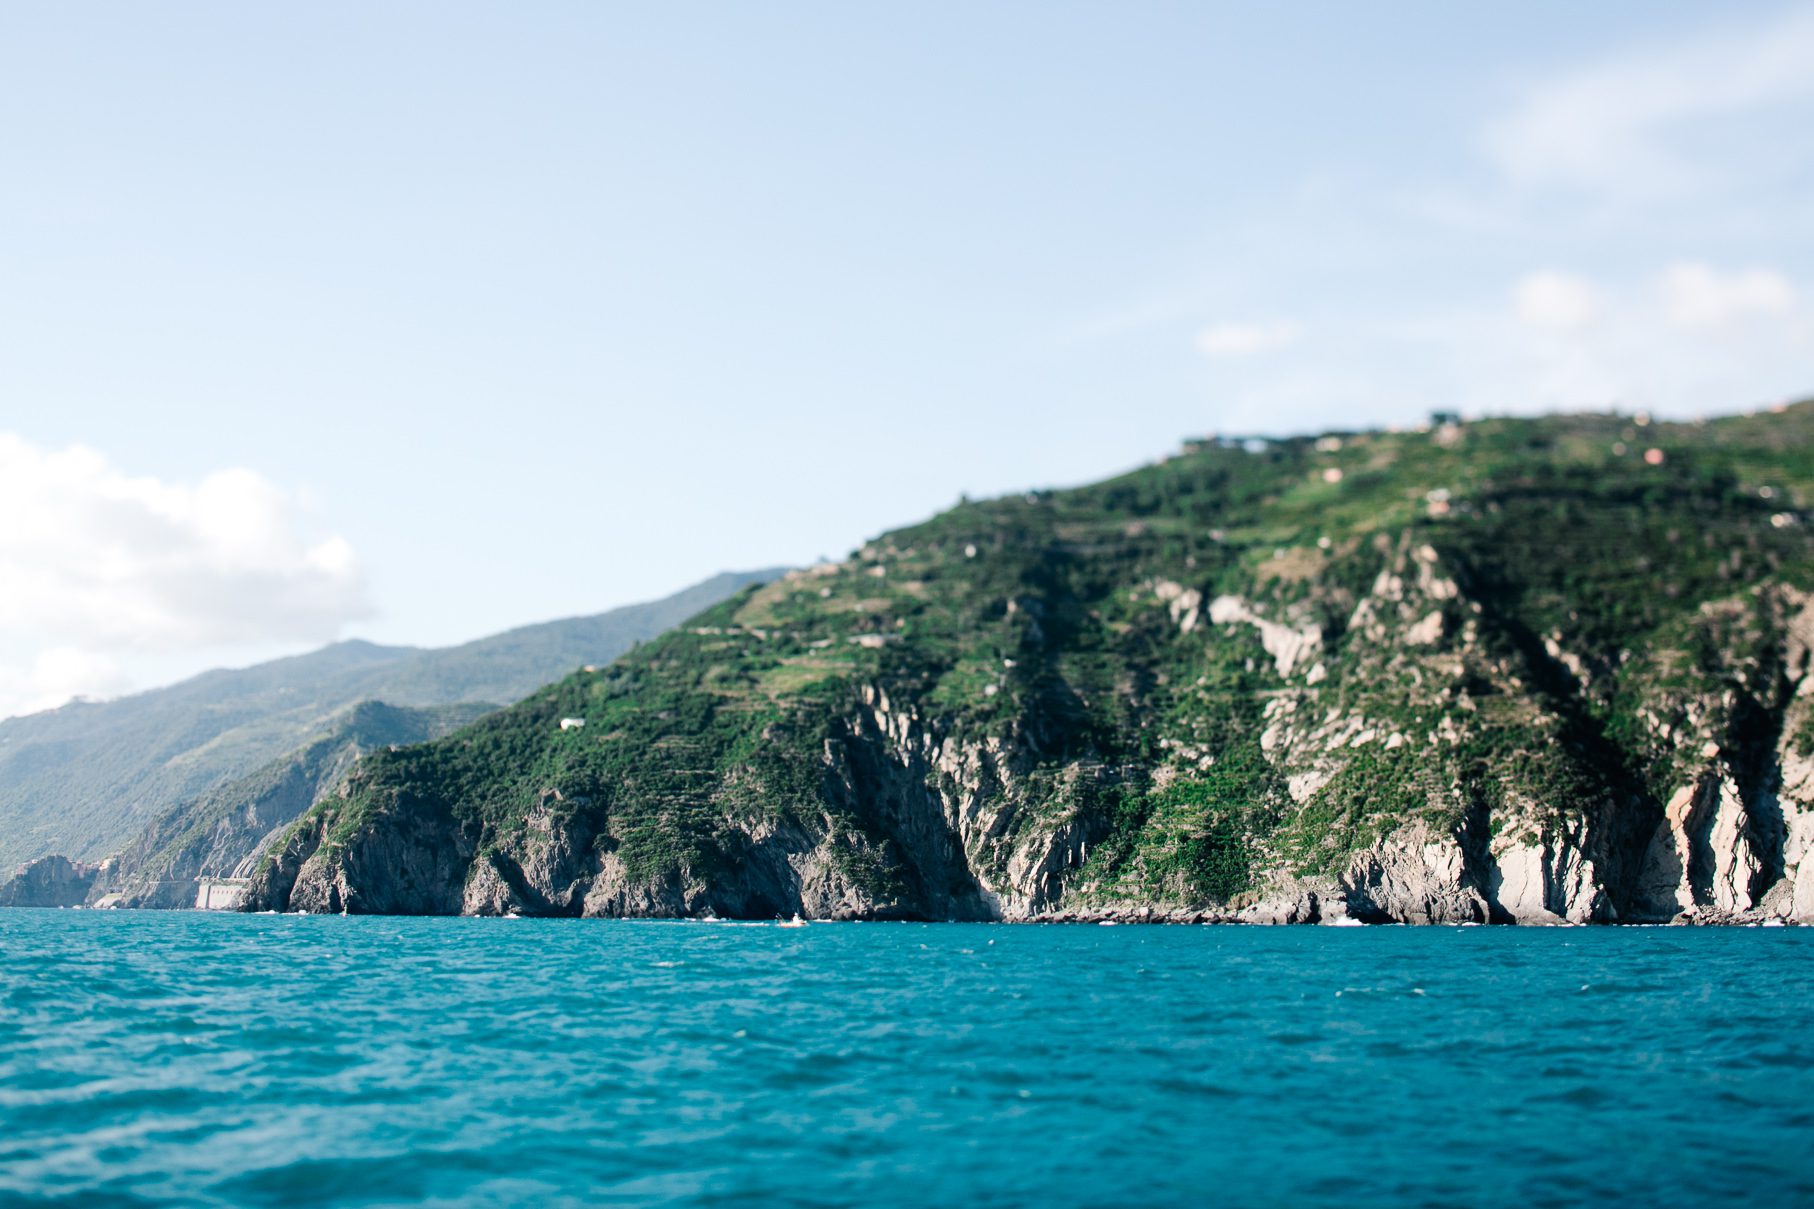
left=0, top=570, right=783, bottom=868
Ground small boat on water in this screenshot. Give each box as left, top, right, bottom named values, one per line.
left=778, top=914, right=808, bottom=928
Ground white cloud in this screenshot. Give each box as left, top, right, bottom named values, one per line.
left=1455, top=267, right=1806, bottom=415
left=1513, top=271, right=1601, bottom=330
left=1485, top=8, right=1814, bottom=194
left=0, top=435, right=371, bottom=717
left=1201, top=261, right=1811, bottom=435
left=1196, top=320, right=1301, bottom=358
left=1661, top=262, right=1796, bottom=328
left=0, top=648, right=133, bottom=719
left=1083, top=9, right=1814, bottom=446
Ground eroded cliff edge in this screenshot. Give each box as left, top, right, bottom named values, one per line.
left=243, top=409, right=1814, bottom=924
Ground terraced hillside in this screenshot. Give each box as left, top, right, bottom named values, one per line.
left=246, top=406, right=1814, bottom=923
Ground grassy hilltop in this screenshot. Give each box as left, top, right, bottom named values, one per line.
left=246, top=405, right=1814, bottom=923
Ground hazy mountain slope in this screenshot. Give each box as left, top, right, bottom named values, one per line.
left=0, top=641, right=415, bottom=869
left=91, top=701, right=493, bottom=909
left=330, top=572, right=784, bottom=708
left=0, top=570, right=781, bottom=867
left=245, top=405, right=1814, bottom=924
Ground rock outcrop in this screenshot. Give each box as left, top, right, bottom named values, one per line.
left=0, top=856, right=101, bottom=908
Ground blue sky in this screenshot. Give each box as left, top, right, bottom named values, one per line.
left=2, top=2, right=1811, bottom=715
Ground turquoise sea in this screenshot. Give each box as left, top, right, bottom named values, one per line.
left=2, top=912, right=1810, bottom=1208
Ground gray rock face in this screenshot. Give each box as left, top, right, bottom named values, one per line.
left=1336, top=823, right=1489, bottom=924
left=0, top=856, right=100, bottom=908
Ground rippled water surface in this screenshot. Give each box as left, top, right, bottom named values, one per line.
left=2, top=912, right=1811, bottom=1207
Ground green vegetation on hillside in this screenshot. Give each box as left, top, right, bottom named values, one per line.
left=250, top=405, right=1814, bottom=919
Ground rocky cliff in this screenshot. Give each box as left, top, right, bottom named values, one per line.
left=84, top=701, right=493, bottom=909
left=244, top=406, right=1814, bottom=924
left=0, top=855, right=101, bottom=908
